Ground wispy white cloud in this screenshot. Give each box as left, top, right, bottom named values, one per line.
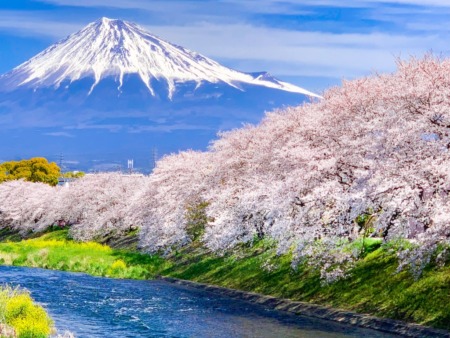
left=228, top=0, right=450, bottom=8
left=405, top=21, right=450, bottom=32
left=43, top=131, right=74, bottom=137
left=325, top=0, right=450, bottom=6
left=0, top=11, right=82, bottom=38
left=65, top=122, right=212, bottom=133
left=37, top=0, right=312, bottom=15
left=145, top=23, right=443, bottom=77
left=37, top=0, right=450, bottom=10
left=65, top=124, right=123, bottom=132
left=38, top=0, right=161, bottom=10
left=1, top=0, right=449, bottom=87
left=128, top=124, right=213, bottom=133
left=0, top=11, right=446, bottom=80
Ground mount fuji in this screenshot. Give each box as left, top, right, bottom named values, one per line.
left=0, top=18, right=318, bottom=171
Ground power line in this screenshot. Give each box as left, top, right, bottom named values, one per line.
left=58, top=153, right=64, bottom=172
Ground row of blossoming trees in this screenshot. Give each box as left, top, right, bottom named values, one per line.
left=1, top=56, right=450, bottom=282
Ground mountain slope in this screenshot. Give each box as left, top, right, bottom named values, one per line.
left=0, top=17, right=318, bottom=171
left=0, top=17, right=317, bottom=99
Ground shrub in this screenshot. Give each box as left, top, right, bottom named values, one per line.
left=0, top=286, right=53, bottom=338
left=111, top=259, right=127, bottom=271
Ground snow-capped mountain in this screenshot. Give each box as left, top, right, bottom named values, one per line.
left=0, top=17, right=318, bottom=171
left=0, top=17, right=317, bottom=98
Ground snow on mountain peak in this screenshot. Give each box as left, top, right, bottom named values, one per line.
left=0, top=17, right=319, bottom=98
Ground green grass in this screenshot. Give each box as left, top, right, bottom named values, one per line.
left=160, top=239, right=450, bottom=330
left=0, top=229, right=169, bottom=280
left=0, top=229, right=449, bottom=331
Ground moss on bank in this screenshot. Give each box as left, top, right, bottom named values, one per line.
left=0, top=229, right=449, bottom=331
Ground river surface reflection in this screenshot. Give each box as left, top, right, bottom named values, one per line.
left=0, top=266, right=398, bottom=337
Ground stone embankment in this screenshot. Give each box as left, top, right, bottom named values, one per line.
left=160, top=276, right=450, bottom=338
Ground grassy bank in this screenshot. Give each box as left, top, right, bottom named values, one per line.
left=0, top=229, right=449, bottom=331
left=162, top=239, right=450, bottom=331
left=0, top=230, right=168, bottom=280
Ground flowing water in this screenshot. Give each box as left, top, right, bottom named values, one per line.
left=0, top=266, right=398, bottom=338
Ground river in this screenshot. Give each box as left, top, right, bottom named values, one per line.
left=0, top=266, right=398, bottom=337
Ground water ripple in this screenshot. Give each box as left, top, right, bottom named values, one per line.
left=0, top=266, right=398, bottom=338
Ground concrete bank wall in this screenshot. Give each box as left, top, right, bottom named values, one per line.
left=159, top=276, right=450, bottom=338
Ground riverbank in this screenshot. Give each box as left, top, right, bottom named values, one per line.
left=158, top=239, right=450, bottom=333
left=160, top=276, right=449, bottom=338
left=0, top=229, right=167, bottom=280
left=0, top=229, right=449, bottom=333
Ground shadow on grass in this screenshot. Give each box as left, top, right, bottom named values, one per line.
left=112, top=250, right=165, bottom=268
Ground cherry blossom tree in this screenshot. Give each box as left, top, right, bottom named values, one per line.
left=138, top=55, right=450, bottom=280
left=0, top=180, right=57, bottom=234
left=59, top=173, right=148, bottom=241
left=138, top=150, right=213, bottom=252
left=1, top=55, right=450, bottom=282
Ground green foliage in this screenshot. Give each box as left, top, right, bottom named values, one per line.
left=0, top=158, right=60, bottom=186
left=355, top=212, right=378, bottom=255
left=350, top=238, right=382, bottom=256
left=61, top=171, right=85, bottom=179
left=107, top=259, right=127, bottom=278
left=355, top=213, right=370, bottom=227
left=0, top=286, right=53, bottom=338
left=185, top=201, right=210, bottom=241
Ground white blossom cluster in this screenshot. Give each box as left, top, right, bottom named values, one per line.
left=1, top=56, right=450, bottom=282
left=0, top=174, right=146, bottom=241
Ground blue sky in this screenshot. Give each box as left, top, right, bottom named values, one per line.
left=0, top=0, right=449, bottom=93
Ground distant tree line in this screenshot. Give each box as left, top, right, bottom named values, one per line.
left=0, top=158, right=60, bottom=186
left=61, top=171, right=85, bottom=179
